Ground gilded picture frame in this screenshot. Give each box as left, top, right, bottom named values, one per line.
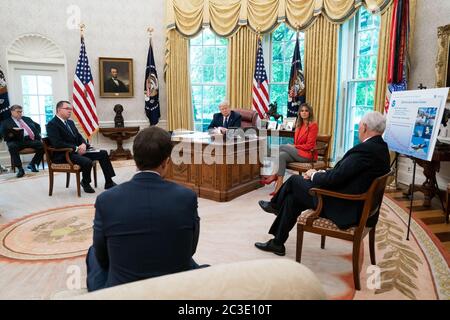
left=435, top=24, right=450, bottom=100
left=99, top=57, right=133, bottom=98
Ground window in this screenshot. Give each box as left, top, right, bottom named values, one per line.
left=270, top=24, right=305, bottom=117
left=336, top=7, right=381, bottom=156
left=190, top=28, right=228, bottom=131
left=20, top=74, right=54, bottom=134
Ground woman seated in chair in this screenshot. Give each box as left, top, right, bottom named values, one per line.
left=261, top=102, right=318, bottom=195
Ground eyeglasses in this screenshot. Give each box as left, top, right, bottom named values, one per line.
left=60, top=107, right=73, bottom=110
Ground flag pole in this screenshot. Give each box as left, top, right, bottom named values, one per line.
left=295, top=22, right=299, bottom=41
left=147, top=27, right=154, bottom=45
left=80, top=23, right=85, bottom=39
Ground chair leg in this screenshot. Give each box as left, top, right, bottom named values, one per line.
left=66, top=172, right=71, bottom=188
left=321, top=235, right=326, bottom=249
left=352, top=240, right=362, bottom=290
left=296, top=225, right=304, bottom=263
left=49, top=171, right=54, bottom=196
left=369, top=227, right=376, bottom=265
left=93, top=161, right=97, bottom=188
left=76, top=172, right=81, bottom=197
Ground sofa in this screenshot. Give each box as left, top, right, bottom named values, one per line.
left=56, top=259, right=325, bottom=300
left=233, top=108, right=258, bottom=128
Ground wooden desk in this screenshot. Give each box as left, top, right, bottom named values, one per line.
left=99, top=127, right=140, bottom=160
left=404, top=142, right=450, bottom=207
left=265, top=129, right=295, bottom=138
left=167, top=132, right=265, bottom=202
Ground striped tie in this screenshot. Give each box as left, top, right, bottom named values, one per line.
left=18, top=119, right=35, bottom=140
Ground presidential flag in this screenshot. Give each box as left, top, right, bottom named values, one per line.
left=287, top=35, right=305, bottom=117
left=144, top=38, right=160, bottom=125
left=252, top=38, right=270, bottom=119
left=0, top=66, right=11, bottom=123
left=72, top=36, right=98, bottom=137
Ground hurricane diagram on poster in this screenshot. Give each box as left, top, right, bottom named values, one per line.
left=383, top=88, right=449, bottom=161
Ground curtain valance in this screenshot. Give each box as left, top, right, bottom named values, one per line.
left=166, top=0, right=393, bottom=37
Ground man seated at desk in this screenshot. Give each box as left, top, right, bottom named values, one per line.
left=208, top=100, right=241, bottom=134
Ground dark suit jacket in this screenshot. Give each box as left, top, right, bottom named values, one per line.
left=312, top=135, right=390, bottom=229
left=104, top=78, right=128, bottom=93
left=93, top=172, right=199, bottom=288
left=208, top=111, right=242, bottom=129
left=0, top=116, right=41, bottom=143
left=46, top=116, right=88, bottom=162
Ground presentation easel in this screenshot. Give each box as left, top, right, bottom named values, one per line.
left=383, top=87, right=449, bottom=240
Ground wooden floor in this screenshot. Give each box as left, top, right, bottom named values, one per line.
left=386, top=186, right=450, bottom=253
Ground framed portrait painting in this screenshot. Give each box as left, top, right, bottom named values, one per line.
left=99, top=57, right=133, bottom=97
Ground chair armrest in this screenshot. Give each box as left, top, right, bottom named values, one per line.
left=302, top=188, right=368, bottom=226
left=47, top=147, right=75, bottom=166
left=308, top=188, right=367, bottom=201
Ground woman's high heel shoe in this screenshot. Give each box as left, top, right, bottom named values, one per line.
left=260, top=175, right=277, bottom=185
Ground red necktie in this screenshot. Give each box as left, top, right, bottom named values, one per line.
left=18, top=118, right=35, bottom=140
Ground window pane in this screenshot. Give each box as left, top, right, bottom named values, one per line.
left=357, top=56, right=371, bottom=79
left=284, top=42, right=295, bottom=62
left=355, top=82, right=366, bottom=106
left=190, top=66, right=203, bottom=83
left=203, top=29, right=215, bottom=45
left=45, top=95, right=54, bottom=123
left=27, top=95, right=40, bottom=114
left=21, top=75, right=37, bottom=95
left=190, top=34, right=202, bottom=46
left=215, top=65, right=226, bottom=82
left=37, top=76, right=52, bottom=95
left=272, top=42, right=283, bottom=62
left=190, top=46, right=202, bottom=65
left=216, top=47, right=227, bottom=63
left=271, top=63, right=283, bottom=82
left=203, top=47, right=215, bottom=65
left=358, top=31, right=372, bottom=55
left=203, top=66, right=214, bottom=82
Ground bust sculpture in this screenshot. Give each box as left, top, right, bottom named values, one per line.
left=114, top=104, right=124, bottom=128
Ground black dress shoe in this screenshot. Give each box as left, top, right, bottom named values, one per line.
left=27, top=163, right=39, bottom=172
left=81, top=181, right=95, bottom=193
left=254, top=239, right=285, bottom=256
left=16, top=168, right=25, bottom=178
left=258, top=200, right=279, bottom=215
left=104, top=181, right=117, bottom=190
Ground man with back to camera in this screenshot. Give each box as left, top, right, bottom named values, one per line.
left=0, top=104, right=44, bottom=178
left=46, top=100, right=116, bottom=193
left=86, top=126, right=206, bottom=291
left=255, top=111, right=390, bottom=256
left=104, top=67, right=128, bottom=93
left=208, top=100, right=241, bottom=134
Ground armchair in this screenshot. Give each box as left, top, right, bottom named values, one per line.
left=287, top=134, right=331, bottom=173
left=296, top=170, right=393, bottom=290
left=42, top=138, right=97, bottom=197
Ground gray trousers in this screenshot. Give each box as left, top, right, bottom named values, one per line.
left=276, top=145, right=310, bottom=176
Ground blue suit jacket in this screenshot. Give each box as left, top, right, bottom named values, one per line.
left=208, top=111, right=241, bottom=129
left=93, top=172, right=199, bottom=288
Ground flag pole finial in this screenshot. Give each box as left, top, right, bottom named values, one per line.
left=147, top=27, right=154, bottom=38
left=80, top=23, right=85, bottom=38
left=256, top=26, right=261, bottom=40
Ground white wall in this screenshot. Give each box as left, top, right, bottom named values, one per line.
left=398, top=0, right=450, bottom=187
left=0, top=0, right=166, bottom=164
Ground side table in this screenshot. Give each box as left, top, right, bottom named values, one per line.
left=99, top=127, right=140, bottom=160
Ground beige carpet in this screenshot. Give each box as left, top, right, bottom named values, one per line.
left=0, top=161, right=448, bottom=300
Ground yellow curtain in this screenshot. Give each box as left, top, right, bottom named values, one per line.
left=373, top=4, right=393, bottom=113
left=227, top=26, right=258, bottom=109
left=305, top=16, right=338, bottom=138
left=166, top=0, right=393, bottom=36
left=165, top=30, right=193, bottom=130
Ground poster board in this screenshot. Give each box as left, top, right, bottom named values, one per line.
left=383, top=88, right=449, bottom=161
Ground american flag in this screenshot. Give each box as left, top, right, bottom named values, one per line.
left=252, top=38, right=269, bottom=119
left=72, top=37, right=98, bottom=137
